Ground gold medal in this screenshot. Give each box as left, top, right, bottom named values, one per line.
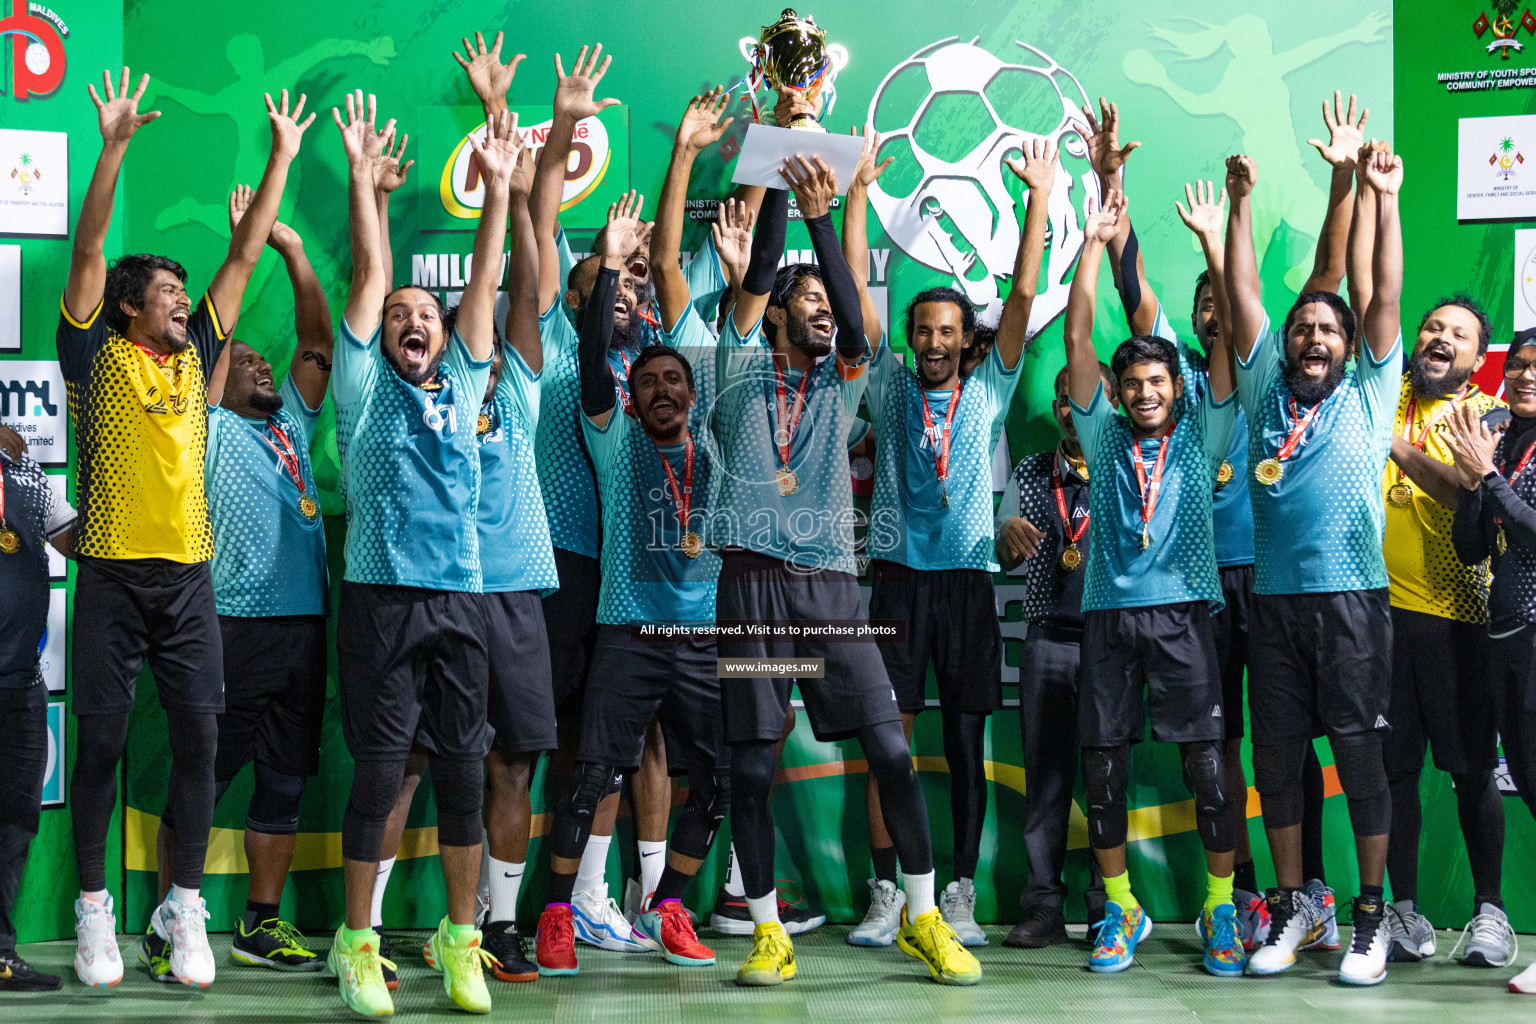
left=1140, top=527, right=1151, bottom=551
left=0, top=528, right=17, bottom=554
left=1058, top=545, right=1082, bottom=572
left=1254, top=457, right=1284, bottom=486
left=477, top=412, right=492, bottom=436
left=1387, top=482, right=1413, bottom=508
left=298, top=494, right=319, bottom=521
left=776, top=468, right=799, bottom=497
left=1216, top=460, right=1234, bottom=490
left=1498, top=526, right=1509, bottom=556
left=681, top=530, right=704, bottom=559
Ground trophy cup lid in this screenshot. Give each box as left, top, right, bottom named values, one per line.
left=761, top=9, right=826, bottom=47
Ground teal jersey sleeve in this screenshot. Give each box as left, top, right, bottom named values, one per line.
left=1357, top=331, right=1405, bottom=431
left=1235, top=316, right=1284, bottom=418
left=442, top=328, right=493, bottom=408
left=1069, top=382, right=1114, bottom=474
left=580, top=399, right=629, bottom=478
left=279, top=373, right=324, bottom=446
left=331, top=316, right=382, bottom=412
left=684, top=236, right=728, bottom=319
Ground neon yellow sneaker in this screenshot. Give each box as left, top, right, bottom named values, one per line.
left=326, top=927, right=395, bottom=1017
left=897, top=907, right=982, bottom=985
left=426, top=918, right=495, bottom=1014
left=734, top=921, right=796, bottom=986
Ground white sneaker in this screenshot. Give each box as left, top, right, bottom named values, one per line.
left=1338, top=893, right=1390, bottom=986
left=571, top=886, right=656, bottom=952
left=1247, top=889, right=1323, bottom=975
left=1510, top=959, right=1536, bottom=993
left=939, top=880, right=988, bottom=947
left=156, top=895, right=215, bottom=987
left=74, top=895, right=123, bottom=988
left=1451, top=903, right=1517, bottom=968
left=1387, top=899, right=1436, bottom=961
left=848, top=878, right=905, bottom=947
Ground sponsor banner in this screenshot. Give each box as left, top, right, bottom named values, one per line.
left=1457, top=114, right=1536, bottom=220
left=41, top=586, right=65, bottom=692
left=41, top=701, right=64, bottom=808
left=1517, top=228, right=1536, bottom=333
left=0, top=359, right=65, bottom=466
left=0, top=244, right=17, bottom=351
left=0, top=128, right=67, bottom=238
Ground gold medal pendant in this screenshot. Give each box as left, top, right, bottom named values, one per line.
left=1140, top=528, right=1151, bottom=551
left=1216, top=460, right=1234, bottom=491
left=1387, top=482, right=1413, bottom=508
left=1254, top=457, right=1284, bottom=486
left=476, top=412, right=492, bottom=436
left=0, top=528, right=17, bottom=554
left=776, top=468, right=799, bottom=497
left=299, top=494, right=320, bottom=521
left=681, top=530, right=704, bottom=559
left=1498, top=526, right=1509, bottom=556
left=1058, top=545, right=1082, bottom=572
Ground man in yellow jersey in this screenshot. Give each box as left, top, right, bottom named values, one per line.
left=55, top=68, right=309, bottom=990
left=1379, top=295, right=1514, bottom=967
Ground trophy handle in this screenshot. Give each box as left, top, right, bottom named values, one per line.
left=739, top=36, right=760, bottom=62
left=826, top=43, right=849, bottom=73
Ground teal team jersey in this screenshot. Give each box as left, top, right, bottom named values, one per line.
left=1152, top=305, right=1255, bottom=568
left=476, top=345, right=559, bottom=594
left=865, top=339, right=1021, bottom=571
left=1236, top=317, right=1402, bottom=595
left=711, top=316, right=870, bottom=575
left=1070, top=344, right=1237, bottom=612
left=205, top=374, right=327, bottom=617
left=582, top=408, right=720, bottom=625
left=332, top=318, right=492, bottom=592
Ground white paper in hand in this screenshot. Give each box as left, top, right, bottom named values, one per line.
left=730, top=123, right=866, bottom=192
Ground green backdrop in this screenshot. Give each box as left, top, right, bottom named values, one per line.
left=7, top=0, right=1533, bottom=943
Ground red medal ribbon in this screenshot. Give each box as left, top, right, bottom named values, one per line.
left=1052, top=460, right=1088, bottom=545
left=1401, top=386, right=1470, bottom=451
left=612, top=350, right=634, bottom=414
left=258, top=420, right=307, bottom=495
left=918, top=382, right=964, bottom=492
left=131, top=339, right=174, bottom=367
left=1505, top=435, right=1536, bottom=484
left=659, top=433, right=696, bottom=543
left=1273, top=397, right=1324, bottom=466
left=1130, top=432, right=1172, bottom=544
left=772, top=359, right=815, bottom=473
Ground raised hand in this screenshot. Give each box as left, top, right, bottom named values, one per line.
left=711, top=198, right=757, bottom=280
left=332, top=90, right=382, bottom=169
left=228, top=183, right=253, bottom=234
left=782, top=155, right=838, bottom=220
left=375, top=129, right=413, bottom=194
left=266, top=89, right=316, bottom=161
left=1363, top=145, right=1404, bottom=195
left=849, top=125, right=894, bottom=189
left=89, top=67, right=160, bottom=144
left=508, top=144, right=536, bottom=197
left=1005, top=138, right=1058, bottom=193
left=1082, top=97, right=1140, bottom=179
left=466, top=109, right=525, bottom=184
left=1174, top=179, right=1227, bottom=240
left=1225, top=154, right=1257, bottom=199
left=1445, top=402, right=1499, bottom=488
left=553, top=44, right=619, bottom=122
left=602, top=190, right=647, bottom=260
left=1307, top=90, right=1368, bottom=169
left=774, top=84, right=820, bottom=127
left=453, top=30, right=525, bottom=109
left=676, top=89, right=733, bottom=153
left=1084, top=189, right=1126, bottom=244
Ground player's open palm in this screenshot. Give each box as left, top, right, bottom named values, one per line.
left=1005, top=138, right=1058, bottom=193
left=266, top=89, right=316, bottom=161
left=1175, top=179, right=1226, bottom=240
left=454, top=30, right=524, bottom=108
left=554, top=44, right=618, bottom=122
left=711, top=199, right=757, bottom=278
left=467, top=110, right=524, bottom=183
left=1084, top=189, right=1125, bottom=244
left=678, top=89, right=733, bottom=153
left=603, top=191, right=647, bottom=259
left=1083, top=97, right=1139, bottom=179
left=90, top=67, right=160, bottom=143
left=1307, top=90, right=1368, bottom=169
left=850, top=125, right=894, bottom=189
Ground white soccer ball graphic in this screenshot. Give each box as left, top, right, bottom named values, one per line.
left=867, top=38, right=1100, bottom=332
left=25, top=41, right=50, bottom=76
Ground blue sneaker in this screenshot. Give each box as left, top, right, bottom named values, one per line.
left=571, top=887, right=655, bottom=952
left=1198, top=904, right=1246, bottom=977
left=1089, top=901, right=1152, bottom=973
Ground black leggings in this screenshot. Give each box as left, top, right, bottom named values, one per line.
left=1254, top=733, right=1390, bottom=838
left=732, top=719, right=931, bottom=899
left=1387, top=766, right=1503, bottom=906
left=942, top=711, right=988, bottom=881
left=73, top=710, right=218, bottom=891
left=1505, top=690, right=1536, bottom=822
left=1083, top=741, right=1232, bottom=853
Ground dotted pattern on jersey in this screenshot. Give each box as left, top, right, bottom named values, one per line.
left=1009, top=450, right=1089, bottom=622
left=1179, top=342, right=1255, bottom=568
left=533, top=308, right=600, bottom=559
left=0, top=453, right=60, bottom=682
left=478, top=368, right=559, bottom=593
left=1383, top=378, right=1501, bottom=623
left=1485, top=430, right=1536, bottom=631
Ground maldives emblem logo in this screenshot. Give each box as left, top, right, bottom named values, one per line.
left=0, top=0, right=67, bottom=98
left=1474, top=1, right=1536, bottom=59
left=1492, top=136, right=1525, bottom=179
left=9, top=150, right=39, bottom=194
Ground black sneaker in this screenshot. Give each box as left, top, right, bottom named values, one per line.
left=138, top=924, right=176, bottom=984
left=231, top=915, right=323, bottom=972
left=709, top=889, right=754, bottom=936
left=0, top=949, right=61, bottom=991
left=376, top=931, right=399, bottom=991
left=1004, top=905, right=1067, bottom=948
left=482, top=921, right=537, bottom=983
left=776, top=891, right=826, bottom=936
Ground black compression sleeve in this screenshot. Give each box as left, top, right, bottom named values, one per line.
left=803, top=211, right=867, bottom=362
left=1453, top=483, right=1491, bottom=566
left=1485, top=475, right=1536, bottom=550
left=1117, top=225, right=1143, bottom=329
left=579, top=265, right=619, bottom=418
left=742, top=189, right=788, bottom=298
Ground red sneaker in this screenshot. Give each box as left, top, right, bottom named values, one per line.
left=637, top=900, right=716, bottom=966
left=536, top=904, right=578, bottom=976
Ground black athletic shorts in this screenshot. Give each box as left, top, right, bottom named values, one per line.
left=336, top=581, right=492, bottom=762
left=486, top=590, right=558, bottom=755
left=1078, top=602, right=1226, bottom=748
left=867, top=560, right=1003, bottom=715
left=72, top=557, right=225, bottom=716
left=1212, top=564, right=1254, bottom=741
left=1384, top=607, right=1498, bottom=777
left=1247, top=589, right=1392, bottom=745
left=215, top=614, right=327, bottom=779
left=543, top=548, right=599, bottom=716
left=716, top=549, right=901, bottom=744
left=578, top=625, right=727, bottom=775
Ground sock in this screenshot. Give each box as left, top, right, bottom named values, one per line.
left=871, top=845, right=899, bottom=885
left=1475, top=895, right=1505, bottom=912
left=638, top=839, right=667, bottom=902
left=575, top=834, right=611, bottom=897
left=746, top=892, right=780, bottom=926
left=723, top=843, right=746, bottom=898
left=903, top=869, right=936, bottom=919
left=370, top=857, right=396, bottom=928
left=1234, top=859, right=1258, bottom=894
left=1205, top=871, right=1234, bottom=914
left=488, top=857, right=525, bottom=925
left=1361, top=884, right=1385, bottom=902
left=341, top=924, right=376, bottom=945
left=82, top=890, right=109, bottom=905
left=653, top=865, right=691, bottom=905
left=1104, top=870, right=1139, bottom=911
left=245, top=900, right=280, bottom=925
left=169, top=884, right=199, bottom=906
left=547, top=870, right=578, bottom=907
left=443, top=919, right=475, bottom=941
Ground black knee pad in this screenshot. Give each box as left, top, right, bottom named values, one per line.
left=1082, top=746, right=1129, bottom=850
left=1181, top=741, right=1233, bottom=853
left=430, top=757, right=485, bottom=848
left=342, top=759, right=408, bottom=862
left=1251, top=742, right=1305, bottom=829
left=552, top=762, right=617, bottom=859
left=246, top=761, right=307, bottom=836
left=1332, top=731, right=1390, bottom=836
left=672, top=770, right=731, bottom=861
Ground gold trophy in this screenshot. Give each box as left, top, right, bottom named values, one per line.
left=742, top=9, right=845, bottom=131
